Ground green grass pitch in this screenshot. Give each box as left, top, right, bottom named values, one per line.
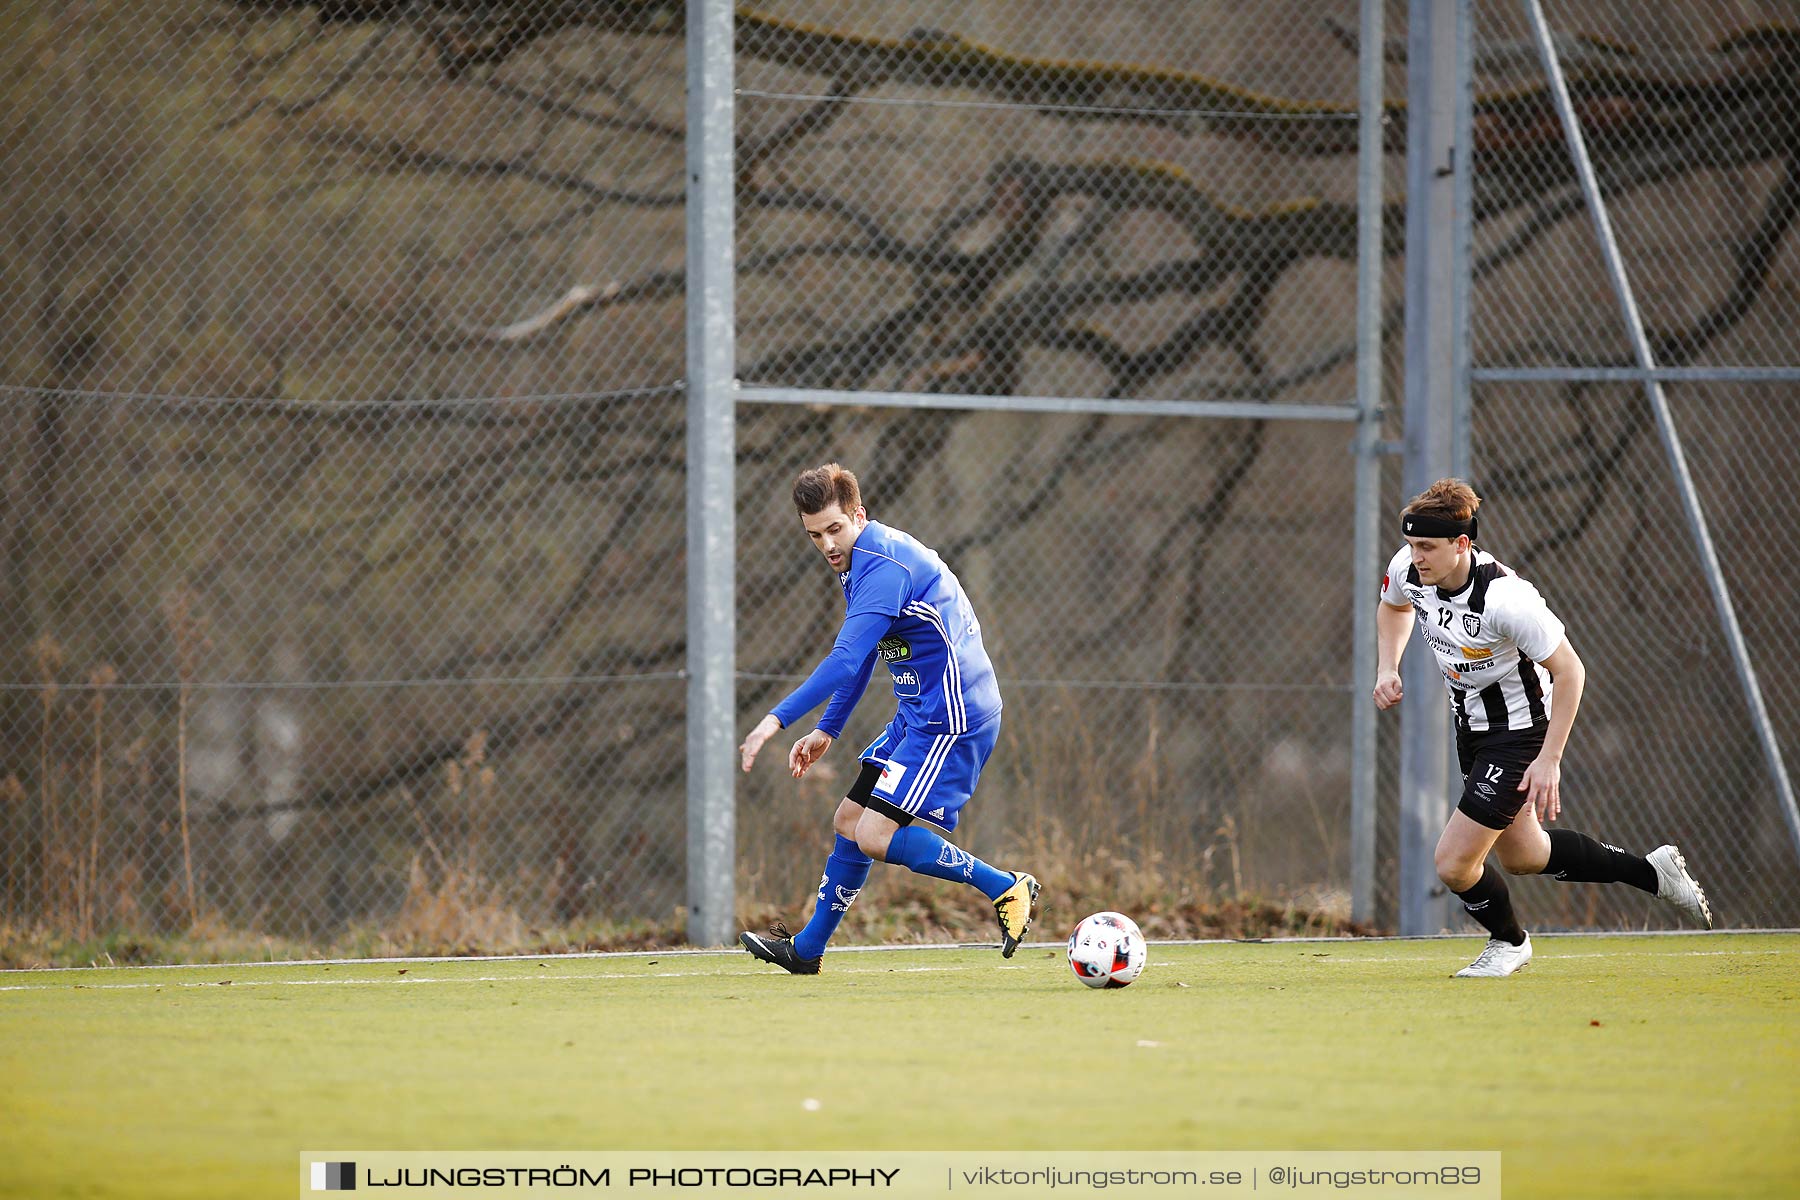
left=2, top=934, right=1795, bottom=1199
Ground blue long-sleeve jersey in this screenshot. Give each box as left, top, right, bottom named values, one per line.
left=771, top=520, right=1002, bottom=737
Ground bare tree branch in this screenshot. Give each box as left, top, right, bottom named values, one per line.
left=215, top=24, right=394, bottom=131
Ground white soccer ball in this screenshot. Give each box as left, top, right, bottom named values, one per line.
left=1066, top=911, right=1147, bottom=988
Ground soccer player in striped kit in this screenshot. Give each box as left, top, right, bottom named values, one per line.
left=1375, top=479, right=1712, bottom=977
left=737, top=463, right=1037, bottom=974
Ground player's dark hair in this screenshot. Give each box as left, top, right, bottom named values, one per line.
left=1402, top=478, right=1481, bottom=525
left=793, top=463, right=861, bottom=516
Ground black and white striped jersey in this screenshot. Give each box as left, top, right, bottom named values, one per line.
left=1381, top=546, right=1567, bottom=734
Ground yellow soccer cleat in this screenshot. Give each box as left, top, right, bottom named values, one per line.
left=992, top=872, right=1040, bottom=958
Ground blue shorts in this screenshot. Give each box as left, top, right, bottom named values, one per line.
left=851, top=713, right=1000, bottom=833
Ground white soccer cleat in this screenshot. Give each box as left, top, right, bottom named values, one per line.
left=1453, top=933, right=1532, bottom=978
left=1647, top=844, right=1713, bottom=928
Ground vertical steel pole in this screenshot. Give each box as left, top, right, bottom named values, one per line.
left=1350, top=0, right=1386, bottom=929
left=685, top=0, right=736, bottom=947
left=1398, top=0, right=1463, bottom=936
left=1450, top=0, right=1476, bottom=481
left=1524, top=0, right=1800, bottom=862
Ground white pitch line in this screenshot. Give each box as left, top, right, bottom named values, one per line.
left=0, top=947, right=1788, bottom=995
left=13, top=927, right=1791, bottom=976
left=0, top=963, right=974, bottom=995
left=1297, top=948, right=1793, bottom=961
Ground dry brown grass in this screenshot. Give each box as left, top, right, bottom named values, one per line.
left=1, top=683, right=1358, bottom=968
left=0, top=860, right=1357, bottom=969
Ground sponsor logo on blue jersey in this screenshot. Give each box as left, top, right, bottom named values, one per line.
left=877, top=636, right=912, bottom=662
left=891, top=667, right=921, bottom=698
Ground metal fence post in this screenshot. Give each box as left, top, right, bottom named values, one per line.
left=1350, top=0, right=1386, bottom=929
left=1449, top=0, right=1475, bottom=482
left=1398, top=0, right=1470, bottom=936
left=685, top=0, right=736, bottom=947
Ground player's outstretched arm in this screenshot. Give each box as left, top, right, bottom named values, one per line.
left=817, top=646, right=878, bottom=742
left=757, top=613, right=891, bottom=770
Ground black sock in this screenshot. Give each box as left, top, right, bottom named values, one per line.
left=1543, top=829, right=1657, bottom=894
left=1452, top=865, right=1526, bottom=946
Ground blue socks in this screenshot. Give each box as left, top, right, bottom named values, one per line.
left=885, top=824, right=1015, bottom=901
left=793, top=836, right=873, bottom=960
left=792, top=828, right=1015, bottom=959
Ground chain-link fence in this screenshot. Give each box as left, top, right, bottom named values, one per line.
left=1464, top=0, right=1800, bottom=928
left=732, top=410, right=1364, bottom=932
left=3, top=2, right=1794, bottom=961
left=729, top=0, right=1378, bottom=939
left=2, top=0, right=695, bottom=951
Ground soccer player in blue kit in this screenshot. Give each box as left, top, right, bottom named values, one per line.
left=737, top=463, right=1038, bottom=974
